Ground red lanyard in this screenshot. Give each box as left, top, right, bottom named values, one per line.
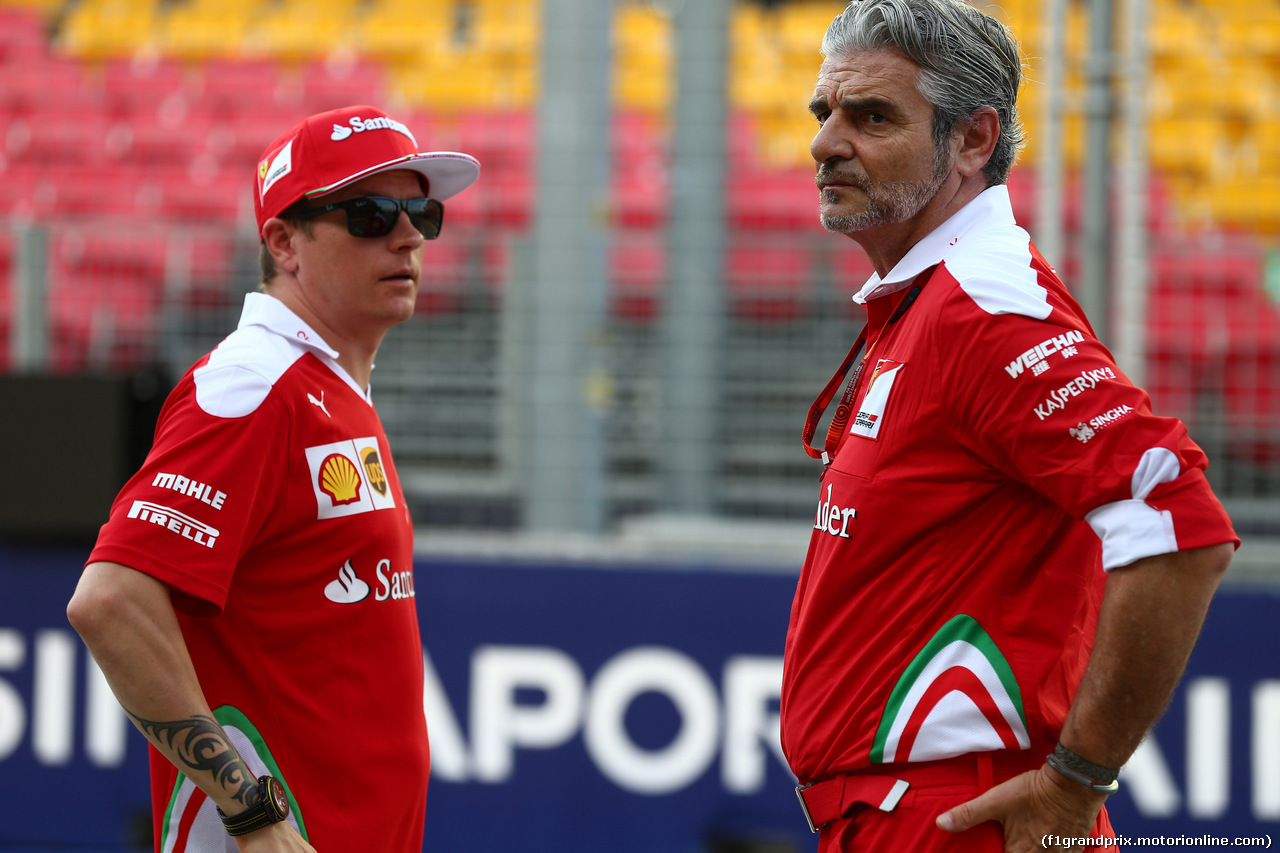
left=802, top=277, right=929, bottom=465
left=802, top=327, right=869, bottom=464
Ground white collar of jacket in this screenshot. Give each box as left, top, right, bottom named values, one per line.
left=236, top=292, right=372, bottom=402
left=238, top=291, right=342, bottom=361
left=853, top=184, right=1015, bottom=305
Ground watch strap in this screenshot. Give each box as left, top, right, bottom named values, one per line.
left=218, top=776, right=290, bottom=837
left=1047, top=743, right=1120, bottom=794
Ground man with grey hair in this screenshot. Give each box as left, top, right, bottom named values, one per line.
left=783, top=1, right=1237, bottom=851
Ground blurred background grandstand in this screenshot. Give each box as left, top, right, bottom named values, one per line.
left=1, top=0, right=1277, bottom=569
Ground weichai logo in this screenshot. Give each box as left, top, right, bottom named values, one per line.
left=871, top=614, right=1030, bottom=764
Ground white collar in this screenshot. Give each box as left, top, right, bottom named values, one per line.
left=239, top=292, right=340, bottom=359
left=853, top=185, right=1016, bottom=304
left=237, top=292, right=372, bottom=402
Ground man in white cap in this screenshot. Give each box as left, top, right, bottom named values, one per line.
left=68, top=105, right=479, bottom=853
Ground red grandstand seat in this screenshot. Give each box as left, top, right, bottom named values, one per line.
left=417, top=239, right=470, bottom=315
left=728, top=165, right=820, bottom=231
left=829, top=241, right=878, bottom=315
left=100, top=56, right=200, bottom=117
left=112, top=109, right=215, bottom=168
left=0, top=8, right=47, bottom=69
left=134, top=164, right=244, bottom=224
left=613, top=160, right=666, bottom=228
left=300, top=57, right=388, bottom=114
left=460, top=110, right=535, bottom=165
left=47, top=234, right=166, bottom=373
left=726, top=241, right=812, bottom=321
left=199, top=58, right=290, bottom=117
left=0, top=164, right=43, bottom=219
left=1, top=60, right=88, bottom=116
left=1221, top=291, right=1280, bottom=466
left=477, top=171, right=532, bottom=228
left=17, top=166, right=141, bottom=221
left=441, top=180, right=483, bottom=229
left=612, top=110, right=667, bottom=228
left=726, top=110, right=760, bottom=165
left=173, top=232, right=239, bottom=312
left=610, top=232, right=665, bottom=322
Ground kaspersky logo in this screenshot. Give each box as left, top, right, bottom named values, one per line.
left=871, top=614, right=1030, bottom=764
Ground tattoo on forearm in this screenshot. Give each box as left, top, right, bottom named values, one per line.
left=124, top=708, right=258, bottom=808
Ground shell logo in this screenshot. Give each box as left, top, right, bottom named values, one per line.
left=360, top=446, right=388, bottom=497
left=319, top=453, right=362, bottom=505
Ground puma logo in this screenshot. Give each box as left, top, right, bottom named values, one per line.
left=308, top=392, right=330, bottom=418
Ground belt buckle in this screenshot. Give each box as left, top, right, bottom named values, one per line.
left=795, top=783, right=824, bottom=834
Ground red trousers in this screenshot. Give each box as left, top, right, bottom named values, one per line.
left=810, top=752, right=1116, bottom=852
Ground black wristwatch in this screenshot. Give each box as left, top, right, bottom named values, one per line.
left=218, top=776, right=291, bottom=836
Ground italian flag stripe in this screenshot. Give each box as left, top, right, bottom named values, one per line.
left=158, top=705, right=308, bottom=851
left=871, top=614, right=1029, bottom=764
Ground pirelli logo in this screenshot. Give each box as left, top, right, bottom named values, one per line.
left=126, top=501, right=219, bottom=548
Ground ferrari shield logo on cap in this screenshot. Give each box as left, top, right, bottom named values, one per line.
left=260, top=139, right=294, bottom=200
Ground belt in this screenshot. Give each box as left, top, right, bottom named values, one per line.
left=795, top=750, right=1047, bottom=833
left=795, top=774, right=908, bottom=833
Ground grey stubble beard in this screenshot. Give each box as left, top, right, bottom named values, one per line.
left=818, top=143, right=952, bottom=234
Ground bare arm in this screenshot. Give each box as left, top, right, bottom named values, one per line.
left=67, top=561, right=314, bottom=852
left=938, top=542, right=1234, bottom=852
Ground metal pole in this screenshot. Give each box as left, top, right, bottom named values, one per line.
left=1080, top=0, right=1114, bottom=341
left=524, top=0, right=614, bottom=532
left=1114, top=0, right=1149, bottom=385
left=1036, top=0, right=1067, bottom=268
left=11, top=222, right=49, bottom=372
left=661, top=0, right=730, bottom=516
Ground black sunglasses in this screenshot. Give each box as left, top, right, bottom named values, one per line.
left=293, top=196, right=445, bottom=240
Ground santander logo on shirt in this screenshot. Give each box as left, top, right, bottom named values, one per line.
left=813, top=483, right=857, bottom=539
left=324, top=558, right=416, bottom=604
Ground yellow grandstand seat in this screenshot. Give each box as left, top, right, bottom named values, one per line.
left=357, top=0, right=452, bottom=59
left=471, top=0, right=539, bottom=56
left=155, top=0, right=255, bottom=60
left=614, top=4, right=671, bottom=113
left=1149, top=0, right=1215, bottom=61
left=392, top=44, right=534, bottom=111
left=1149, top=116, right=1226, bottom=178
left=57, top=0, right=160, bottom=58
left=1207, top=177, right=1280, bottom=230
left=0, top=0, right=64, bottom=10
left=776, top=2, right=841, bottom=61
left=244, top=0, right=362, bottom=59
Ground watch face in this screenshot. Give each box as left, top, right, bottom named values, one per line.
left=267, top=779, right=290, bottom=819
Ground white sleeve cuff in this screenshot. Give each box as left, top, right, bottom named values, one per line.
left=1085, top=499, right=1178, bottom=571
